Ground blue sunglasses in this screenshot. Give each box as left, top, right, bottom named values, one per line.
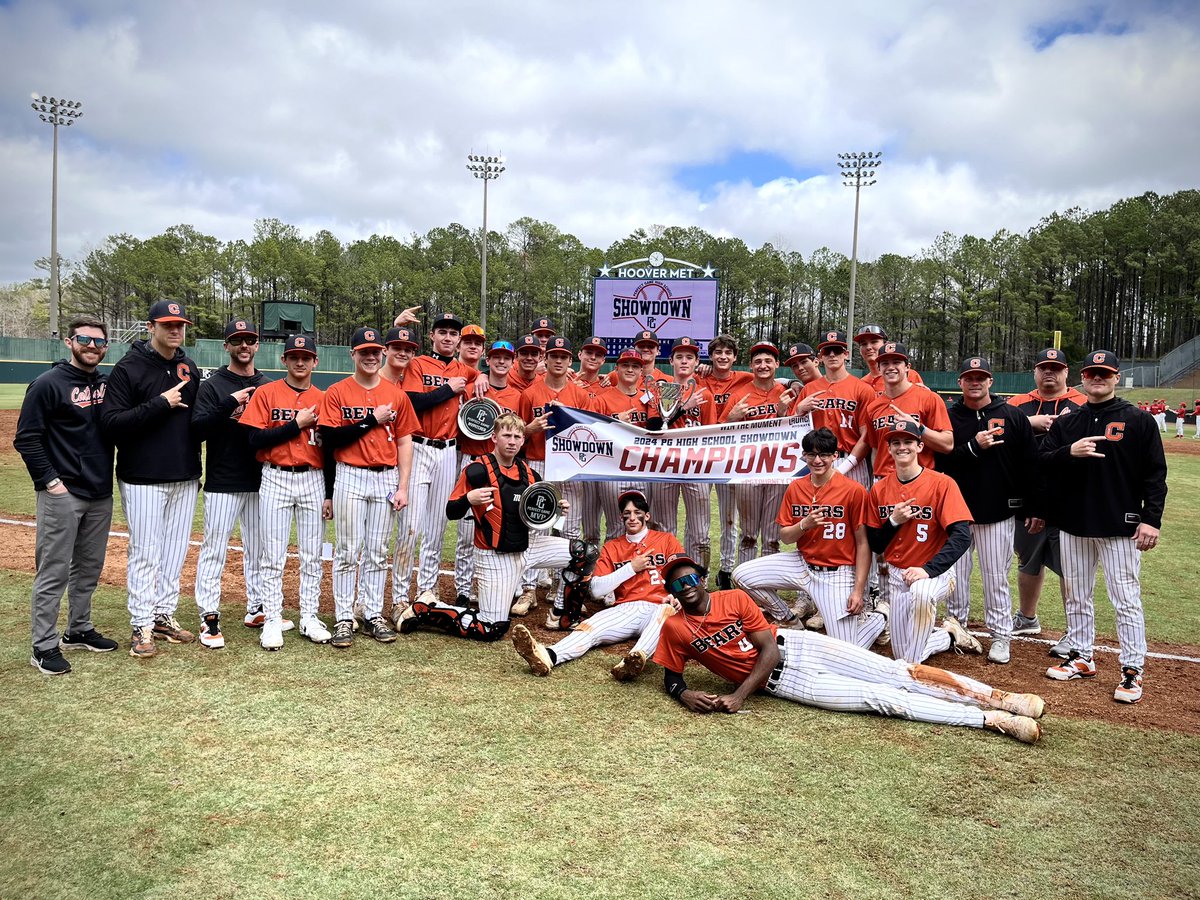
left=668, top=572, right=703, bottom=595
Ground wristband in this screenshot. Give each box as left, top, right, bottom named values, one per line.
left=916, top=424, right=926, bottom=435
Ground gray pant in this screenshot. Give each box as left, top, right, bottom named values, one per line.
left=31, top=489, right=113, bottom=653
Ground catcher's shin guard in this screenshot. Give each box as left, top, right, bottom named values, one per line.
left=560, top=537, right=600, bottom=627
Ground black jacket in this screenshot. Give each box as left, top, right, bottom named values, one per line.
left=937, top=394, right=1039, bottom=523
left=13, top=359, right=114, bottom=500
left=100, top=340, right=202, bottom=484
left=193, top=366, right=272, bottom=492
left=1040, top=397, right=1167, bottom=536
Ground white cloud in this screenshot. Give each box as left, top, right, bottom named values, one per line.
left=1, top=0, right=1198, bottom=285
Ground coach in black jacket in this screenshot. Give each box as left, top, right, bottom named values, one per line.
left=1040, top=350, right=1166, bottom=704
left=15, top=315, right=119, bottom=674
left=100, top=300, right=203, bottom=657
left=936, top=357, right=1039, bottom=664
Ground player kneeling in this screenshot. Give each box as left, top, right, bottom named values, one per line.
left=653, top=554, right=1044, bottom=743
left=397, top=413, right=596, bottom=641
left=512, top=489, right=682, bottom=681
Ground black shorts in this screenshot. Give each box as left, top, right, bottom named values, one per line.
left=1013, top=518, right=1061, bottom=577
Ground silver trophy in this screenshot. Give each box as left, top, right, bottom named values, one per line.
left=519, top=482, right=564, bottom=533
left=657, top=381, right=682, bottom=420
left=457, top=397, right=502, bottom=441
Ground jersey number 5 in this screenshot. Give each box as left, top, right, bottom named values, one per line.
left=915, top=523, right=929, bottom=542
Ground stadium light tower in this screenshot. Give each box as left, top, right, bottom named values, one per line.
left=30, top=93, right=84, bottom=340
left=837, top=151, right=881, bottom=343
left=466, top=153, right=505, bottom=335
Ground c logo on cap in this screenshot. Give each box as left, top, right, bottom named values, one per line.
left=1093, top=352, right=1106, bottom=364
left=970, top=358, right=981, bottom=369
left=1047, top=349, right=1059, bottom=359
left=295, top=337, right=306, bottom=348
left=168, top=303, right=181, bottom=315
left=365, top=330, right=376, bottom=341
left=236, top=320, right=246, bottom=330
left=885, top=343, right=897, bottom=353
left=827, top=332, right=837, bottom=341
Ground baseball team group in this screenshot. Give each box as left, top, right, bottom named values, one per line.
left=16, top=299, right=1169, bottom=745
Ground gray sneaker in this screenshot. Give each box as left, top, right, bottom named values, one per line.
left=1012, top=614, right=1041, bottom=636
left=1048, top=635, right=1072, bottom=659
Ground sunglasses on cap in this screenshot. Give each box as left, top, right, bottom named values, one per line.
left=72, top=335, right=109, bottom=348
left=668, top=572, right=704, bottom=595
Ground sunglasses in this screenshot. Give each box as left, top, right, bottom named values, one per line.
left=803, top=451, right=837, bottom=461
left=72, top=335, right=108, bottom=348
left=228, top=337, right=259, bottom=346
left=668, top=572, right=703, bottom=595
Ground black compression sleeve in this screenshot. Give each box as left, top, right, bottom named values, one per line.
left=407, top=385, right=456, bottom=413
left=664, top=668, right=689, bottom=701
left=319, top=415, right=378, bottom=449
left=923, top=521, right=972, bottom=577
left=244, top=421, right=301, bottom=450
left=446, top=496, right=471, bottom=521
left=867, top=520, right=901, bottom=554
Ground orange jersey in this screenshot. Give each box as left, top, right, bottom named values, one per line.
left=240, top=380, right=325, bottom=469
left=668, top=381, right=717, bottom=429
left=720, top=380, right=787, bottom=423
left=865, top=385, right=951, bottom=478
left=575, top=373, right=607, bottom=406
left=653, top=589, right=776, bottom=682
left=381, top=365, right=414, bottom=389
left=699, top=370, right=753, bottom=420
left=519, top=379, right=592, bottom=462
left=407, top=354, right=480, bottom=440
left=868, top=468, right=973, bottom=569
left=457, top=382, right=525, bottom=457
left=862, top=368, right=924, bottom=391
left=593, top=529, right=684, bottom=604
left=448, top=453, right=537, bottom=552
left=319, top=376, right=419, bottom=468
left=508, top=369, right=538, bottom=393
left=644, top=366, right=672, bottom=384
left=593, top=386, right=658, bottom=428
left=799, top=374, right=875, bottom=453
left=776, top=472, right=869, bottom=568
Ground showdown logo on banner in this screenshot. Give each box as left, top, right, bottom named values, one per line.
left=546, top=406, right=812, bottom=484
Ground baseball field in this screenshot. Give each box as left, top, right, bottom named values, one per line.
left=1, top=394, right=1199, bottom=899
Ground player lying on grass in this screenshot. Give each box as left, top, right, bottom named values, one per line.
left=511, top=489, right=682, bottom=682
left=652, top=554, right=1045, bottom=743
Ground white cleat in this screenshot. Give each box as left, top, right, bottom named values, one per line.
left=943, top=616, right=982, bottom=654
left=983, top=710, right=1042, bottom=744
left=260, top=619, right=284, bottom=651
left=511, top=589, right=537, bottom=617
left=299, top=616, right=332, bottom=644
left=988, top=638, right=1011, bottom=664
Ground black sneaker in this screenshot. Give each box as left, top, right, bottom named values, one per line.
left=60, top=628, right=118, bottom=652
left=331, top=619, right=355, bottom=649
left=716, top=570, right=733, bottom=591
left=31, top=646, right=71, bottom=675
left=363, top=615, right=397, bottom=643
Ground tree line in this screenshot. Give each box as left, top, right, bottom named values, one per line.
left=7, top=188, right=1198, bottom=371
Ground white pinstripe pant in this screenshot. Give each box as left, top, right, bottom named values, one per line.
left=459, top=535, right=572, bottom=623
left=1060, top=532, right=1147, bottom=670
left=887, top=568, right=954, bottom=664
left=735, top=483, right=786, bottom=567
left=520, top=459, right=580, bottom=598
left=259, top=467, right=324, bottom=622
left=408, top=441, right=460, bottom=595
left=764, top=629, right=988, bottom=727
left=453, top=452, right=476, bottom=597
left=651, top=481, right=711, bottom=565
left=714, top=483, right=738, bottom=571
left=549, top=600, right=673, bottom=665
left=195, top=491, right=264, bottom=616
left=734, top=553, right=885, bottom=648
left=948, top=518, right=1015, bottom=640
left=118, top=479, right=200, bottom=627
left=333, top=463, right=396, bottom=622
left=579, top=481, right=604, bottom=544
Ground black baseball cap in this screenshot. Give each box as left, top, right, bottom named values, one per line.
left=284, top=334, right=317, bottom=357
left=671, top=336, right=701, bottom=356
left=517, top=335, right=543, bottom=353
left=532, top=316, right=557, bottom=335
left=148, top=300, right=192, bottom=324
left=885, top=420, right=924, bottom=442
left=634, top=330, right=660, bottom=347
left=1035, top=348, right=1069, bottom=369
left=350, top=327, right=386, bottom=351
left=385, top=326, right=419, bottom=348
left=430, top=311, right=464, bottom=332
left=876, top=341, right=910, bottom=363
left=661, top=552, right=709, bottom=585
left=817, top=330, right=849, bottom=352
left=959, top=356, right=992, bottom=377
left=784, top=342, right=815, bottom=365
left=224, top=319, right=258, bottom=340
left=1081, top=350, right=1120, bottom=373
left=546, top=336, right=573, bottom=355
left=580, top=336, right=608, bottom=356
left=854, top=324, right=887, bottom=343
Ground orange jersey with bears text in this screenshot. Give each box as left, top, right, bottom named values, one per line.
left=776, top=472, right=869, bottom=568
left=720, top=380, right=787, bottom=423
left=240, top=380, right=325, bottom=469
left=798, top=374, right=875, bottom=453
left=699, top=370, right=753, bottom=419
left=519, top=379, right=592, bottom=461
left=863, top=368, right=924, bottom=391
left=865, top=385, right=951, bottom=478
left=593, top=529, right=685, bottom=604
left=457, top=382, right=525, bottom=457
left=868, top=468, right=973, bottom=569
left=406, top=354, right=480, bottom=440
left=574, top=373, right=607, bottom=406
left=653, top=589, right=776, bottom=682
left=668, top=381, right=717, bottom=429
left=593, top=386, right=658, bottom=427
left=319, top=376, right=419, bottom=467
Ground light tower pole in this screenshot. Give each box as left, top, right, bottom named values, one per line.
left=837, top=151, right=881, bottom=342
left=31, top=93, right=84, bottom=340
left=466, top=153, right=505, bottom=334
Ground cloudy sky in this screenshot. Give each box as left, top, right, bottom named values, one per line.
left=2, top=0, right=1198, bottom=284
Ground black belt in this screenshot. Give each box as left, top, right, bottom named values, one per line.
left=413, top=435, right=456, bottom=449
left=267, top=463, right=314, bottom=473
left=345, top=464, right=391, bottom=472
left=768, top=634, right=788, bottom=687
left=809, top=564, right=839, bottom=573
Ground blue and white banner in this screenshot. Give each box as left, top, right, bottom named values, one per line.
left=545, top=406, right=812, bottom=484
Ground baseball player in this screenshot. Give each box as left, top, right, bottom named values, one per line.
left=319, top=326, right=419, bottom=649
left=16, top=315, right=118, bottom=673
left=732, top=427, right=886, bottom=644
left=1150, top=398, right=1167, bottom=432
left=240, top=335, right=331, bottom=648
left=191, top=319, right=274, bottom=648
left=866, top=421, right=982, bottom=664
left=798, top=330, right=876, bottom=491
left=509, top=335, right=542, bottom=394
left=403, top=312, right=478, bottom=607
left=783, top=342, right=821, bottom=387
left=1042, top=351, right=1167, bottom=704
left=1006, top=348, right=1085, bottom=645
left=381, top=326, right=419, bottom=388
left=449, top=324, right=487, bottom=605
left=650, top=336, right=716, bottom=566
left=399, top=412, right=592, bottom=640
left=457, top=340, right=525, bottom=611
left=633, top=330, right=673, bottom=384
left=937, top=357, right=1039, bottom=664
left=379, top=326, right=421, bottom=621
left=720, top=341, right=799, bottom=566
left=100, top=300, right=202, bottom=658
left=511, top=489, right=683, bottom=681
left=1175, top=401, right=1187, bottom=438
left=863, top=342, right=952, bottom=479
left=652, top=554, right=1043, bottom=743
left=572, top=336, right=610, bottom=544
left=698, top=334, right=753, bottom=590
left=1194, top=399, right=1200, bottom=438
left=532, top=316, right=556, bottom=347
left=855, top=324, right=925, bottom=391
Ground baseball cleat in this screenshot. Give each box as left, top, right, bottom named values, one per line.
left=391, top=601, right=415, bottom=633
left=511, top=624, right=552, bottom=676
left=943, top=616, right=982, bottom=654
left=511, top=589, right=537, bottom=617
left=363, top=616, right=398, bottom=643
left=299, top=616, right=332, bottom=644
left=611, top=649, right=647, bottom=682
left=983, top=710, right=1042, bottom=744
left=1114, top=667, right=1143, bottom=703
left=544, top=608, right=565, bottom=630
left=804, top=612, right=825, bottom=632
left=790, top=594, right=817, bottom=621
left=996, top=691, right=1046, bottom=719
left=280, top=619, right=295, bottom=633
left=1012, top=613, right=1041, bottom=636
left=330, top=619, right=355, bottom=649
left=988, top=638, right=1011, bottom=665
left=129, top=626, right=157, bottom=659
left=198, top=612, right=225, bottom=649
left=537, top=570, right=553, bottom=589
left=1048, top=635, right=1072, bottom=659
left=873, top=600, right=891, bottom=646
left=1045, top=650, right=1097, bottom=681
left=260, top=619, right=284, bottom=651
left=243, top=607, right=266, bottom=628
left=152, top=614, right=194, bottom=644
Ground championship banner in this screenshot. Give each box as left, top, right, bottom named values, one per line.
left=546, top=406, right=812, bottom=484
